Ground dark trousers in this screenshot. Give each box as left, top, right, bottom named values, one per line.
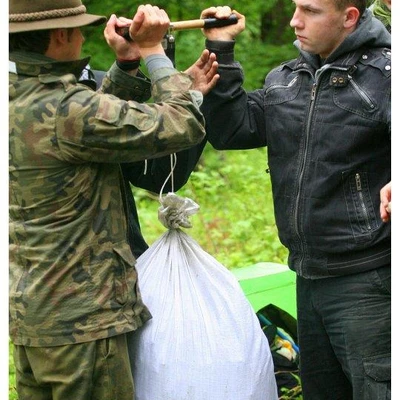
left=297, top=265, right=391, bottom=400
left=14, top=334, right=134, bottom=400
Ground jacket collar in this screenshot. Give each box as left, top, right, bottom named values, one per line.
left=9, top=51, right=90, bottom=81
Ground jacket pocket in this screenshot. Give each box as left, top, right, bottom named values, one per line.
left=342, top=170, right=379, bottom=243
left=95, top=95, right=155, bottom=131
left=113, top=241, right=137, bottom=305
left=331, top=73, right=383, bottom=121
left=264, top=75, right=301, bottom=105
left=363, top=354, right=391, bottom=400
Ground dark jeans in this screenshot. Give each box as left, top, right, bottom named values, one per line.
left=297, top=265, right=391, bottom=400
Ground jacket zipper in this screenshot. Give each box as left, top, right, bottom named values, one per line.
left=347, top=76, right=376, bottom=109
left=355, top=173, right=372, bottom=230
left=294, top=81, right=317, bottom=237
left=264, top=76, right=298, bottom=95
left=293, top=81, right=317, bottom=274
left=327, top=63, right=375, bottom=109
left=292, top=64, right=330, bottom=274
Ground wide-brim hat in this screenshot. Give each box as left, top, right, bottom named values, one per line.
left=9, top=0, right=106, bottom=33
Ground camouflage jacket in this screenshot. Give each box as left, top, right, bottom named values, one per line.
left=9, top=51, right=206, bottom=346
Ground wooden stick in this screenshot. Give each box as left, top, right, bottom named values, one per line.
left=117, top=14, right=238, bottom=40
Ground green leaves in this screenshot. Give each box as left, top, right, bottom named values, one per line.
left=136, top=144, right=288, bottom=269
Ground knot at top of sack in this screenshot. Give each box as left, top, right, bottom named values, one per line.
left=158, top=193, right=199, bottom=229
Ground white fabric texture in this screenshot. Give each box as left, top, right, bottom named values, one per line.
left=129, top=193, right=278, bottom=400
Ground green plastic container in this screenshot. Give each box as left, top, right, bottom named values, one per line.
left=231, top=262, right=297, bottom=317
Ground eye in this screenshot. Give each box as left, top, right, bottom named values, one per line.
left=305, top=6, right=321, bottom=14
left=304, top=7, right=316, bottom=13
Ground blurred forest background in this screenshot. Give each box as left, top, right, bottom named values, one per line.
left=83, top=0, right=300, bottom=270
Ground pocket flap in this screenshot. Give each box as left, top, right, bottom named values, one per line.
left=113, top=241, right=136, bottom=266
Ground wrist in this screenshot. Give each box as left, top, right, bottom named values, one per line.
left=116, top=58, right=141, bottom=71
left=139, top=44, right=165, bottom=60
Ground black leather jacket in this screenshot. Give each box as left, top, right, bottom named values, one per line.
left=202, top=10, right=391, bottom=278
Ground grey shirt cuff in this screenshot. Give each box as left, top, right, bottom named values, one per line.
left=144, top=54, right=176, bottom=82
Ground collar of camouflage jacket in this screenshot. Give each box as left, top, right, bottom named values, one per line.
left=9, top=51, right=90, bottom=80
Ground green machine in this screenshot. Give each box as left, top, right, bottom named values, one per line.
left=231, top=262, right=297, bottom=317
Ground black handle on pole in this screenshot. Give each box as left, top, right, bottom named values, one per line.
left=202, top=14, right=238, bottom=29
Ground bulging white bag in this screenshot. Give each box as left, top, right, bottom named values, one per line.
left=129, top=193, right=278, bottom=400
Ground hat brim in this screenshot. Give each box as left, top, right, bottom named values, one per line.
left=9, top=13, right=106, bottom=33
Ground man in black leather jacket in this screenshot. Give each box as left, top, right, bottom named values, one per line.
left=200, top=1, right=391, bottom=399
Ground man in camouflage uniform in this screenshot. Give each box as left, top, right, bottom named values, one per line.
left=9, top=1, right=219, bottom=398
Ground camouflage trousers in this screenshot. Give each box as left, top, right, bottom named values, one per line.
left=13, top=334, right=135, bottom=400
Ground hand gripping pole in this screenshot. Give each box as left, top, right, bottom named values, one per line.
left=118, top=14, right=238, bottom=41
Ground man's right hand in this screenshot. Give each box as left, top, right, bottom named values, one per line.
left=200, top=6, right=245, bottom=41
left=380, top=181, right=391, bottom=223
left=104, top=14, right=141, bottom=61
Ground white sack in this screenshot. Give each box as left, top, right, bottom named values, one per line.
left=129, top=193, right=278, bottom=400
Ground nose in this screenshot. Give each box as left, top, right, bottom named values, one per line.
left=290, top=8, right=302, bottom=29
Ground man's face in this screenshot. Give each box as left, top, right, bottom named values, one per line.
left=289, top=0, right=351, bottom=58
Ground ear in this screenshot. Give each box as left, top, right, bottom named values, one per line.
left=51, top=28, right=69, bottom=45
left=343, top=7, right=360, bottom=29
left=45, top=28, right=69, bottom=58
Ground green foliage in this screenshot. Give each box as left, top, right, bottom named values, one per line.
left=279, top=374, right=303, bottom=399
left=235, top=42, right=298, bottom=90
left=9, top=340, right=17, bottom=400
left=135, top=144, right=289, bottom=269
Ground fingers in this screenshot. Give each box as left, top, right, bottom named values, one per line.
left=207, top=71, right=220, bottom=91
left=104, top=14, right=116, bottom=33
left=105, top=14, right=130, bottom=38
left=380, top=203, right=390, bottom=223
left=133, top=4, right=169, bottom=31
left=380, top=199, right=391, bottom=222
left=232, top=9, right=246, bottom=25
left=138, top=4, right=169, bottom=21
left=104, top=14, right=119, bottom=44
left=201, top=6, right=232, bottom=19
left=200, top=6, right=245, bottom=40
left=103, top=13, right=142, bottom=62
left=184, top=50, right=220, bottom=95
left=198, top=49, right=217, bottom=67
left=379, top=182, right=391, bottom=222
left=115, top=16, right=132, bottom=28
left=130, top=9, right=146, bottom=36
left=198, top=49, right=211, bottom=64
left=201, top=69, right=220, bottom=95
left=194, top=50, right=218, bottom=77
left=205, top=55, right=219, bottom=80
left=130, top=4, right=170, bottom=49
